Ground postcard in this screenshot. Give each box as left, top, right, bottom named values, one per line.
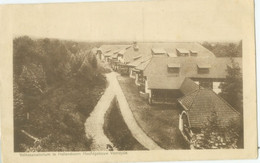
left=0, top=0, right=257, bottom=162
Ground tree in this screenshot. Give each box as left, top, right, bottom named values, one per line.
left=202, top=41, right=242, bottom=57
left=219, top=58, right=243, bottom=113
left=13, top=36, right=38, bottom=77
left=18, top=64, right=46, bottom=95
left=14, top=82, right=25, bottom=126
left=190, top=112, right=241, bottom=149
left=91, top=55, right=98, bottom=69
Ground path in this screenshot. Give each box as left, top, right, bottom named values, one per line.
left=84, top=73, right=117, bottom=151
left=110, top=73, right=163, bottom=150
left=85, top=72, right=162, bottom=150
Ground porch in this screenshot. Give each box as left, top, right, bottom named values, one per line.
left=149, top=89, right=183, bottom=105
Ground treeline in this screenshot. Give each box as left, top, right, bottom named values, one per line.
left=202, top=41, right=242, bottom=57
left=14, top=36, right=108, bottom=152
left=14, top=36, right=104, bottom=86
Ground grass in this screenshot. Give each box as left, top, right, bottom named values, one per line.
left=117, top=76, right=189, bottom=150
left=103, top=97, right=147, bottom=151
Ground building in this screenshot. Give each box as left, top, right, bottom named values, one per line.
left=97, top=42, right=242, bottom=104
left=177, top=81, right=240, bottom=141
left=97, top=42, right=242, bottom=105
left=142, top=56, right=242, bottom=104
left=96, top=44, right=132, bottom=62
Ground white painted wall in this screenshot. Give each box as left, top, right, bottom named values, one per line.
left=179, top=113, right=183, bottom=131
left=118, top=56, right=124, bottom=63
left=129, top=68, right=136, bottom=79
left=213, top=82, right=221, bottom=94
left=145, top=79, right=151, bottom=96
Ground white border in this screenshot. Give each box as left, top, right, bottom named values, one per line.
left=0, top=0, right=259, bottom=163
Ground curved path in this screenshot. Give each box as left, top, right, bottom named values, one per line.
left=111, top=73, right=163, bottom=150
left=85, top=72, right=162, bottom=150
left=84, top=73, right=117, bottom=151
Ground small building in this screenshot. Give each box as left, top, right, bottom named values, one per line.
left=97, top=44, right=132, bottom=61
left=127, top=55, right=152, bottom=79
left=177, top=86, right=240, bottom=142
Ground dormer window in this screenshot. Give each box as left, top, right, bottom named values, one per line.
left=197, top=63, right=211, bottom=74
left=168, top=63, right=180, bottom=73
left=176, top=48, right=189, bottom=56
left=151, top=48, right=166, bottom=55
left=190, top=50, right=198, bottom=57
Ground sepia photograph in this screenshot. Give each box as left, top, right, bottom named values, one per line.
left=13, top=38, right=243, bottom=152
left=0, top=0, right=257, bottom=162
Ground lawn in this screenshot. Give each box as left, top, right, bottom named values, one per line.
left=103, top=97, right=147, bottom=151
left=117, top=76, right=189, bottom=150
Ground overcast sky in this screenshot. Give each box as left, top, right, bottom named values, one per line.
left=5, top=0, right=250, bottom=42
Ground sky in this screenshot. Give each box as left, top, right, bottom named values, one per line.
left=3, top=0, right=249, bottom=42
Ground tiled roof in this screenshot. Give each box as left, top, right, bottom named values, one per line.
left=104, top=51, right=114, bottom=57
left=147, top=76, right=184, bottom=89
left=127, top=55, right=152, bottom=67
left=98, top=44, right=132, bottom=54
left=168, top=63, right=181, bottom=68
left=167, top=52, right=177, bottom=57
left=135, top=59, right=152, bottom=71
left=122, top=42, right=216, bottom=64
left=180, top=78, right=200, bottom=95
left=178, top=89, right=240, bottom=128
left=143, top=56, right=242, bottom=89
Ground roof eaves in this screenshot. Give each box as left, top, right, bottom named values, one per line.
left=177, top=100, right=189, bottom=111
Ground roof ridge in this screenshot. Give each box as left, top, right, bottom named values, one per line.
left=195, top=42, right=216, bottom=57
left=187, top=88, right=202, bottom=111
left=177, top=88, right=200, bottom=103
left=142, top=58, right=153, bottom=72
left=179, top=77, right=200, bottom=94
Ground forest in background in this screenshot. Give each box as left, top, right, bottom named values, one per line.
left=202, top=41, right=242, bottom=57
left=13, top=36, right=110, bottom=152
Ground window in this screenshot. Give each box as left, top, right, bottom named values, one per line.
left=190, top=50, right=198, bottom=57
left=197, top=63, right=211, bottom=74
left=168, top=67, right=180, bottom=73
left=168, top=63, right=180, bottom=74
left=199, top=81, right=213, bottom=89
left=198, top=68, right=209, bottom=74
left=176, top=48, right=189, bottom=57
